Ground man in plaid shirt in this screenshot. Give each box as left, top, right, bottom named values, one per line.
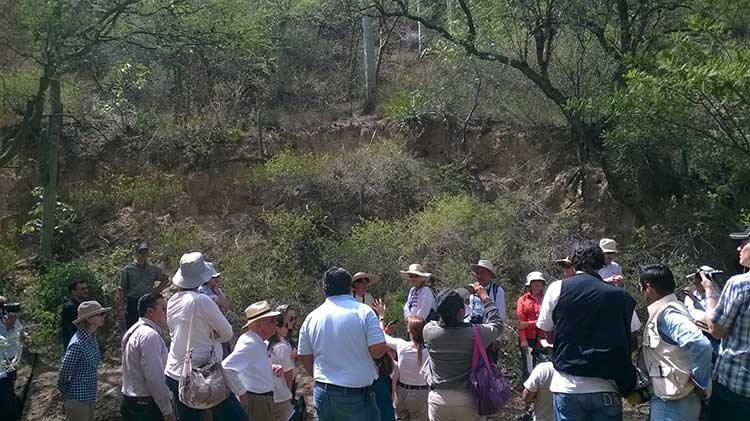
left=702, top=227, right=750, bottom=420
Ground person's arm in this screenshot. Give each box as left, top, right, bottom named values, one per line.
left=203, top=296, right=233, bottom=342
left=140, top=334, right=174, bottom=416
left=537, top=281, right=560, bottom=333
left=221, top=338, right=248, bottom=396
left=297, top=321, right=314, bottom=375
left=517, top=296, right=529, bottom=346
left=494, top=286, right=506, bottom=321
left=118, top=268, right=129, bottom=315
left=702, top=273, right=735, bottom=339
left=365, top=309, right=387, bottom=359
left=61, top=304, right=75, bottom=346
left=415, top=288, right=435, bottom=320
left=57, top=341, right=81, bottom=393
left=155, top=266, right=169, bottom=292
left=475, top=283, right=504, bottom=342
left=658, top=308, right=713, bottom=396
left=214, top=288, right=231, bottom=312
left=522, top=388, right=536, bottom=405
left=300, top=354, right=314, bottom=376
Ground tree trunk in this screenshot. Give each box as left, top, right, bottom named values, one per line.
left=416, top=2, right=423, bottom=55
left=40, top=77, right=62, bottom=260
left=256, top=96, right=265, bottom=158
left=361, top=11, right=378, bottom=114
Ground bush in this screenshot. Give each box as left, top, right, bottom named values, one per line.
left=26, top=261, right=106, bottom=357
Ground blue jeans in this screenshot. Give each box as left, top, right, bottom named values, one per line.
left=708, top=381, right=750, bottom=421
left=553, top=392, right=622, bottom=421
left=650, top=393, right=700, bottom=421
left=372, top=374, right=395, bottom=421
left=313, top=382, right=380, bottom=421
left=165, top=376, right=246, bottom=421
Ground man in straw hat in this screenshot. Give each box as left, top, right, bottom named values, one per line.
left=298, top=267, right=385, bottom=421
left=120, top=293, right=175, bottom=421
left=119, top=241, right=169, bottom=328
left=598, top=238, right=624, bottom=286
left=467, top=259, right=506, bottom=322
left=223, top=301, right=282, bottom=421
left=352, top=272, right=380, bottom=307
left=164, top=252, right=244, bottom=421
left=401, top=264, right=436, bottom=321
left=57, top=300, right=111, bottom=421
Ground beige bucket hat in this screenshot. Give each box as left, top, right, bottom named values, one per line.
left=599, top=238, right=618, bottom=253
left=172, top=252, right=214, bottom=289
left=400, top=264, right=432, bottom=280
left=73, top=301, right=112, bottom=325
left=470, top=259, right=496, bottom=277
left=352, top=272, right=380, bottom=285
left=525, top=271, right=546, bottom=287
left=242, top=301, right=282, bottom=329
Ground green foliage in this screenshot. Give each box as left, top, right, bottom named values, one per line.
left=383, top=90, right=437, bottom=130
left=0, top=245, right=16, bottom=284
left=26, top=261, right=103, bottom=356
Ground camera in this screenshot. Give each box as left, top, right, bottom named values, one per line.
left=691, top=267, right=729, bottom=291
left=0, top=302, right=21, bottom=313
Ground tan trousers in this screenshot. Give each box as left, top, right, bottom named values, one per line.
left=243, top=393, right=275, bottom=421
left=395, top=385, right=429, bottom=421
left=63, top=399, right=95, bottom=421
left=272, top=399, right=292, bottom=421
left=427, top=389, right=479, bottom=421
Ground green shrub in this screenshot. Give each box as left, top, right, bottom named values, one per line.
left=0, top=244, right=16, bottom=282
left=383, top=90, right=436, bottom=130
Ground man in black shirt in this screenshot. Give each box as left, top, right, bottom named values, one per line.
left=61, top=280, right=89, bottom=349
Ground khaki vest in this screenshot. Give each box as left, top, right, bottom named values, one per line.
left=643, top=294, right=695, bottom=400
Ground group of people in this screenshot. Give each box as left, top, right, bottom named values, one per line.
left=1, top=229, right=749, bottom=421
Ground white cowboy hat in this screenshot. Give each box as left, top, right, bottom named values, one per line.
left=172, top=252, right=214, bottom=289
left=525, top=271, right=546, bottom=286
left=242, top=301, right=282, bottom=329
left=400, top=264, right=432, bottom=280
left=470, top=259, right=496, bottom=277
left=73, top=301, right=112, bottom=325
left=599, top=238, right=618, bottom=253
left=352, top=272, right=380, bottom=285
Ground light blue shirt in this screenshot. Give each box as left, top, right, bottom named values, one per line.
left=469, top=281, right=505, bottom=321
left=298, top=294, right=385, bottom=388
left=657, top=307, right=713, bottom=391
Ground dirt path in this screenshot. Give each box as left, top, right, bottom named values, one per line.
left=17, top=361, right=647, bottom=420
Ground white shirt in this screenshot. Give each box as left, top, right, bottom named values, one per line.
left=598, top=262, right=622, bottom=281
left=536, top=279, right=641, bottom=393
left=0, top=318, right=22, bottom=379
left=384, top=334, right=428, bottom=386
left=165, top=290, right=233, bottom=380
left=270, top=339, right=296, bottom=403
left=121, top=318, right=172, bottom=415
left=353, top=292, right=374, bottom=308
left=684, top=291, right=708, bottom=321
left=403, top=285, right=436, bottom=321
left=523, top=362, right=555, bottom=421
left=298, top=295, right=385, bottom=388
left=222, top=329, right=274, bottom=394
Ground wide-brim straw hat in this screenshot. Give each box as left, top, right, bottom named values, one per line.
left=172, top=252, right=214, bottom=289
left=73, top=300, right=112, bottom=325
left=599, top=238, right=618, bottom=253
left=525, top=271, right=546, bottom=287
left=400, top=264, right=432, bottom=280
left=555, top=257, right=573, bottom=267
left=352, top=272, right=380, bottom=286
left=242, top=301, right=282, bottom=329
left=470, top=259, right=496, bottom=277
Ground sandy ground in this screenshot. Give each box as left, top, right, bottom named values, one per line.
left=15, top=361, right=647, bottom=420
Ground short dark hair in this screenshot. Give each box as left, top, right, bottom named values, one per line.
left=68, top=280, right=86, bottom=293
left=640, top=264, right=675, bottom=296
left=571, top=241, right=606, bottom=272
left=322, top=267, right=352, bottom=297
left=138, top=293, right=164, bottom=317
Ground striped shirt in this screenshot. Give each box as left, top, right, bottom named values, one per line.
left=58, top=329, right=101, bottom=402
left=712, top=271, right=750, bottom=397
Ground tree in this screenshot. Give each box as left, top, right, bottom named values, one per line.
left=373, top=0, right=695, bottom=218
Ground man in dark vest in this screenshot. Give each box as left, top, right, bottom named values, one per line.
left=537, top=241, right=638, bottom=421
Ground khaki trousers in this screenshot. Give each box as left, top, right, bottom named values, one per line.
left=243, top=393, right=275, bottom=421
left=272, top=399, right=292, bottom=421
left=395, top=385, right=429, bottom=421
left=427, top=389, right=479, bottom=421
left=63, top=399, right=95, bottom=421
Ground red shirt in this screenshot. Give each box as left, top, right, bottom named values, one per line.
left=516, top=292, right=546, bottom=342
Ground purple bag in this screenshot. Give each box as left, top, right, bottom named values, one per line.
left=470, top=326, right=511, bottom=415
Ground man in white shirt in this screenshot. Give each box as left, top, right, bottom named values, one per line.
left=468, top=259, right=506, bottom=321
left=223, top=301, right=282, bottom=421
left=598, top=238, right=624, bottom=286
left=120, top=293, right=174, bottom=421
left=523, top=361, right=555, bottom=421
left=299, top=267, right=386, bottom=421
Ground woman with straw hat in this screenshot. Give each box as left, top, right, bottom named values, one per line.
left=57, top=300, right=111, bottom=421
left=352, top=272, right=380, bottom=307
left=401, top=264, right=435, bottom=321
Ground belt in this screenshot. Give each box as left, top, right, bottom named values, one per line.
left=398, top=381, right=429, bottom=390
left=124, top=396, right=156, bottom=405
left=247, top=391, right=274, bottom=397
left=315, top=381, right=371, bottom=394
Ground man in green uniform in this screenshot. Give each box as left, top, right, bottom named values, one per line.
left=119, top=242, right=168, bottom=328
